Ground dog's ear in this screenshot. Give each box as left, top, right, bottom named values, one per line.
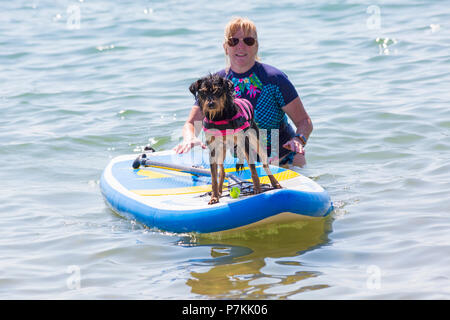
left=189, top=79, right=202, bottom=97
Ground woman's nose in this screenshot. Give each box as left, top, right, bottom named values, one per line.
left=236, top=40, right=246, bottom=49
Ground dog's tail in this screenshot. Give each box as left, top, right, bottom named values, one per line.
left=235, top=163, right=244, bottom=174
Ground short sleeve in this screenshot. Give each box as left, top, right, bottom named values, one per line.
left=274, top=71, right=298, bottom=106
left=259, top=63, right=298, bottom=107
left=215, top=69, right=227, bottom=78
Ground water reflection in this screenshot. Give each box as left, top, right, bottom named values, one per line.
left=179, top=215, right=333, bottom=299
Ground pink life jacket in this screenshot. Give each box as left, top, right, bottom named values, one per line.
left=203, top=98, right=254, bottom=137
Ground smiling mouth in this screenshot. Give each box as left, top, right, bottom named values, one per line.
left=235, top=53, right=247, bottom=57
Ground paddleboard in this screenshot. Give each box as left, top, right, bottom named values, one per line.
left=100, top=150, right=333, bottom=233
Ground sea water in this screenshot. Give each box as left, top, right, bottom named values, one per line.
left=1, top=0, right=449, bottom=299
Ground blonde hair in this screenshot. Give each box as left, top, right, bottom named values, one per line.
left=223, top=16, right=261, bottom=70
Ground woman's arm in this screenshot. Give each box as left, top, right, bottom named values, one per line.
left=283, top=96, right=312, bottom=136
left=281, top=97, right=313, bottom=164
left=173, top=105, right=207, bottom=154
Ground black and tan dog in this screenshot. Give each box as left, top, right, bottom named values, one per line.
left=189, top=74, right=281, bottom=205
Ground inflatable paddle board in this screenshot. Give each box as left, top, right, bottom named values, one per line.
left=100, top=150, right=333, bottom=233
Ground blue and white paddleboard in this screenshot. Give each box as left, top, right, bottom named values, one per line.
left=100, top=150, right=333, bottom=234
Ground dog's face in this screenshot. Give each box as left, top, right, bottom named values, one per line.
left=189, top=74, right=234, bottom=120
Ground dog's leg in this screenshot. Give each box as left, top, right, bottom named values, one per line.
left=240, top=133, right=261, bottom=194
left=207, top=136, right=220, bottom=205
left=248, top=128, right=282, bottom=190
left=217, top=141, right=227, bottom=196
left=209, top=162, right=220, bottom=205
left=233, top=134, right=245, bottom=173
left=234, top=130, right=261, bottom=194
left=247, top=156, right=262, bottom=194
left=262, top=164, right=282, bottom=189
left=259, top=151, right=282, bottom=189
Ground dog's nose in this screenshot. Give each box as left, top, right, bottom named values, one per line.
left=208, top=101, right=215, bottom=109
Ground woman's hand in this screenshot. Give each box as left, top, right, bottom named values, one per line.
left=173, top=137, right=206, bottom=154
left=269, top=137, right=305, bottom=165
left=174, top=105, right=205, bottom=154
left=282, top=137, right=305, bottom=155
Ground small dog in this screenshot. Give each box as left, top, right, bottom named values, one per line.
left=189, top=74, right=281, bottom=205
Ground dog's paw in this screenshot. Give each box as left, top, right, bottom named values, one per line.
left=208, top=196, right=220, bottom=205
left=268, top=176, right=282, bottom=189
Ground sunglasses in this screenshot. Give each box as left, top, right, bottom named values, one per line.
left=227, top=37, right=256, bottom=47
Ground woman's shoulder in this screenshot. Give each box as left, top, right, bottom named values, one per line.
left=215, top=63, right=290, bottom=83
left=257, top=62, right=289, bottom=78
left=256, top=62, right=298, bottom=102
left=215, top=69, right=228, bottom=77
left=255, top=62, right=292, bottom=86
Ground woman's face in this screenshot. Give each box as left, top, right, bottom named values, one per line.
left=224, top=28, right=258, bottom=73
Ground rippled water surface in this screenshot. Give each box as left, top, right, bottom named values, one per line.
left=1, top=0, right=449, bottom=299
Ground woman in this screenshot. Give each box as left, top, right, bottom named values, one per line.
left=174, top=17, right=312, bottom=167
